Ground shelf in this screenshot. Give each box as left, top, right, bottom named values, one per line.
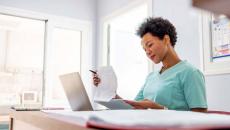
left=193, top=0, right=230, bottom=17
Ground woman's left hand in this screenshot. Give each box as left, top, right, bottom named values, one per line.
left=124, top=99, right=165, bottom=109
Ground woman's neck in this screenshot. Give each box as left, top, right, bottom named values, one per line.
left=162, top=46, right=181, bottom=69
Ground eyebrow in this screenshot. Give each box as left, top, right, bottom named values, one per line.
left=142, top=40, right=151, bottom=47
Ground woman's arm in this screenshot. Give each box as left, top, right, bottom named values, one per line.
left=191, top=108, right=207, bottom=113
left=125, top=99, right=209, bottom=112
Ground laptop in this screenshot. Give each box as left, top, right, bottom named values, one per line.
left=59, top=72, right=133, bottom=111
left=59, top=72, right=93, bottom=111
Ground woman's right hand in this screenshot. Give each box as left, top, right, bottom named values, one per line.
left=92, top=72, right=122, bottom=99
left=92, top=73, right=101, bottom=87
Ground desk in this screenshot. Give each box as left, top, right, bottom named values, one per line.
left=9, top=109, right=230, bottom=130
left=9, top=110, right=95, bottom=130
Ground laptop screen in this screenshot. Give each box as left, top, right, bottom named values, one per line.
left=59, top=72, right=93, bottom=111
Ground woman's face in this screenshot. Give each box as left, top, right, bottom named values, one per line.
left=141, top=33, right=169, bottom=64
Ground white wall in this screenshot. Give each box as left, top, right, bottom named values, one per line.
left=97, top=0, right=134, bottom=18
left=0, top=0, right=96, bottom=21
left=153, top=0, right=201, bottom=69
left=96, top=0, right=135, bottom=67
left=206, top=74, right=230, bottom=111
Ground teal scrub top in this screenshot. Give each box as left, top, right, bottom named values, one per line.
left=135, top=61, right=207, bottom=110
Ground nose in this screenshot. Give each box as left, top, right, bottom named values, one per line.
left=145, top=48, right=151, bottom=56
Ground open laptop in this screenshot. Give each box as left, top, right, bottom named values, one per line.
left=59, top=72, right=93, bottom=111
left=59, top=72, right=133, bottom=111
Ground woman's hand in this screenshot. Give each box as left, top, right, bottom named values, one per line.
left=124, top=99, right=165, bottom=109
left=92, top=73, right=101, bottom=87
left=91, top=71, right=122, bottom=99
left=191, top=108, right=207, bottom=113
left=114, top=94, right=122, bottom=99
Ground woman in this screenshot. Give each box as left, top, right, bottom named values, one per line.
left=93, top=17, right=207, bottom=112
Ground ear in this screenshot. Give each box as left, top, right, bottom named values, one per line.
left=163, top=35, right=171, bottom=46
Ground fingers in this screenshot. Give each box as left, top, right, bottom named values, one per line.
left=124, top=100, right=143, bottom=109
left=124, top=100, right=155, bottom=109
left=124, top=100, right=138, bottom=105
left=93, top=74, right=101, bottom=86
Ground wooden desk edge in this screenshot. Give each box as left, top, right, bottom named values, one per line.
left=9, top=110, right=96, bottom=130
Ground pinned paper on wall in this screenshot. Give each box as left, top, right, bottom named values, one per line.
left=202, top=13, right=230, bottom=75
left=211, top=15, right=230, bottom=62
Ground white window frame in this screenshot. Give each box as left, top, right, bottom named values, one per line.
left=201, top=11, right=230, bottom=75
left=44, top=18, right=92, bottom=106
left=0, top=5, right=93, bottom=107
left=98, top=0, right=153, bottom=71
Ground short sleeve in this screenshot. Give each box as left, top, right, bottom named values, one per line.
left=183, top=70, right=207, bottom=109
left=134, top=72, right=155, bottom=101
left=134, top=86, right=144, bottom=101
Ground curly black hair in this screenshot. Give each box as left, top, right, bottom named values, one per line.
left=136, top=17, right=177, bottom=47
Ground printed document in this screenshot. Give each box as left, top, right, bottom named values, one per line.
left=93, top=66, right=117, bottom=101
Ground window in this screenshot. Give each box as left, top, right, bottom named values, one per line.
left=44, top=26, right=82, bottom=108
left=0, top=11, right=92, bottom=110
left=0, top=14, right=45, bottom=106
left=43, top=19, right=92, bottom=108
left=102, top=1, right=152, bottom=99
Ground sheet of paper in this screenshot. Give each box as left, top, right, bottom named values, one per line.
left=93, top=66, right=117, bottom=101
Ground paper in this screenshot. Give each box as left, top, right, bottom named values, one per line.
left=42, top=110, right=92, bottom=120
left=42, top=110, right=93, bottom=126
left=86, top=110, right=230, bottom=129
left=95, top=99, right=133, bottom=110
left=93, top=66, right=117, bottom=101
left=43, top=109, right=230, bottom=129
